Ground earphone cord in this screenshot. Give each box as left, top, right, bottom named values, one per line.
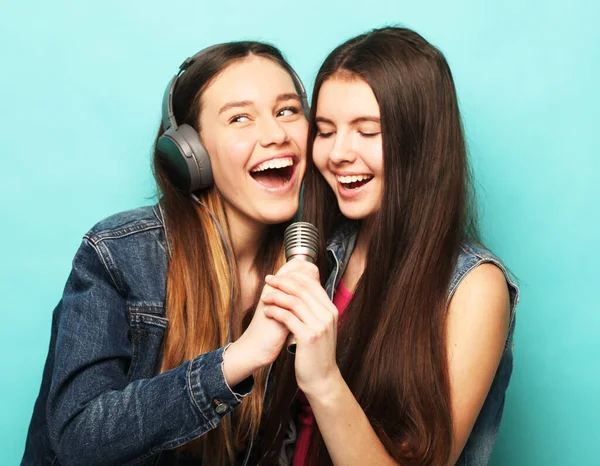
left=189, top=193, right=272, bottom=466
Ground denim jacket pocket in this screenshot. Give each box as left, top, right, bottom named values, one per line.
left=127, top=303, right=168, bottom=381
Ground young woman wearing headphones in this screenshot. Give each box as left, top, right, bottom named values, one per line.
left=22, top=41, right=309, bottom=466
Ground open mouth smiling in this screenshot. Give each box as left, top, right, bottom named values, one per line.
left=336, top=173, right=374, bottom=190
left=249, top=156, right=297, bottom=190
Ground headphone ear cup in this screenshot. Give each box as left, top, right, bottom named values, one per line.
left=156, top=125, right=213, bottom=193
left=176, top=124, right=213, bottom=190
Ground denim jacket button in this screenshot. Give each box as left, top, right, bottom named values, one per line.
left=215, top=403, right=229, bottom=414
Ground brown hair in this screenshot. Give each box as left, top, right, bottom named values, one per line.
left=152, top=41, right=296, bottom=465
left=262, top=27, right=480, bottom=465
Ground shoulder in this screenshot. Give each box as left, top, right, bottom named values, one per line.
left=77, top=204, right=169, bottom=297
left=448, top=263, right=510, bottom=323
left=84, top=204, right=164, bottom=245
left=449, top=239, right=520, bottom=319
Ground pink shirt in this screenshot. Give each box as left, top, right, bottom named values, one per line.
left=292, top=280, right=354, bottom=466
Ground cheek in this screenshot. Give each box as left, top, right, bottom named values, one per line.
left=365, top=141, right=384, bottom=175
left=212, top=136, right=255, bottom=173
left=289, top=122, right=309, bottom=154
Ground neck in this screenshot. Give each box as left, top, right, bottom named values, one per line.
left=224, top=205, right=267, bottom=275
left=354, top=217, right=376, bottom=265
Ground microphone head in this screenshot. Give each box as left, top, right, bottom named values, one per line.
left=284, top=222, right=319, bottom=263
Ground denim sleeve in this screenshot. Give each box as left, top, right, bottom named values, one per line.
left=46, top=239, right=253, bottom=466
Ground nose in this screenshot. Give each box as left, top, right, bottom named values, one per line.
left=258, top=115, right=289, bottom=147
left=328, top=131, right=357, bottom=165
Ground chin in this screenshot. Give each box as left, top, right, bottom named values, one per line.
left=258, top=202, right=298, bottom=225
left=261, top=215, right=296, bottom=225
left=339, top=204, right=377, bottom=220
left=340, top=211, right=366, bottom=220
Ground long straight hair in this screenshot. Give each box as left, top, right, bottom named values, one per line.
left=263, top=27, right=480, bottom=465
left=152, top=41, right=295, bottom=465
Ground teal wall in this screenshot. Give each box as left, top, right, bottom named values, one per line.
left=1, top=1, right=598, bottom=464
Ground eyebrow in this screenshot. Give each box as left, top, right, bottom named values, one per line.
left=218, top=100, right=252, bottom=116
left=277, top=93, right=302, bottom=104
left=315, top=116, right=380, bottom=125
left=218, top=93, right=301, bottom=116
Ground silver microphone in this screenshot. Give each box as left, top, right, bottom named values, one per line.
left=282, top=222, right=319, bottom=353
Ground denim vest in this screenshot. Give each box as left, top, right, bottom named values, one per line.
left=320, top=221, right=519, bottom=465
left=21, top=205, right=255, bottom=466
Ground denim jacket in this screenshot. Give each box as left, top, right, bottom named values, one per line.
left=22, top=205, right=254, bottom=466
left=316, top=220, right=520, bottom=466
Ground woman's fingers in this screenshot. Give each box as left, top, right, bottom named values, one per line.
left=262, top=287, right=338, bottom=351
left=262, top=289, right=327, bottom=328
left=264, top=303, right=334, bottom=349
left=275, top=258, right=320, bottom=281
left=263, top=305, right=308, bottom=341
left=265, top=273, right=338, bottom=322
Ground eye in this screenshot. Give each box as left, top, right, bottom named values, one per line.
left=315, top=126, right=335, bottom=138
left=316, top=131, right=335, bottom=138
left=229, top=114, right=250, bottom=124
left=359, top=131, right=381, bottom=138
left=277, top=106, right=300, bottom=117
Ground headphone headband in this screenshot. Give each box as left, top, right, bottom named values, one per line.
left=162, top=47, right=226, bottom=132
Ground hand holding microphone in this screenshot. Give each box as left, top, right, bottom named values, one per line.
left=225, top=221, right=319, bottom=382
left=262, top=222, right=341, bottom=395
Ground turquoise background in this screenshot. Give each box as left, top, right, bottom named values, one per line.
left=1, top=0, right=598, bottom=464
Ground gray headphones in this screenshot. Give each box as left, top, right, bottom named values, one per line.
left=157, top=45, right=309, bottom=194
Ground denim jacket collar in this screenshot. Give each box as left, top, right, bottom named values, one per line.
left=324, top=219, right=359, bottom=299
left=153, top=202, right=173, bottom=257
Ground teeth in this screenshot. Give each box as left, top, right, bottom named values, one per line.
left=251, top=157, right=294, bottom=172
left=336, top=174, right=373, bottom=184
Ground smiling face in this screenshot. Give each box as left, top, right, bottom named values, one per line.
left=199, top=55, right=308, bottom=228
left=312, top=76, right=383, bottom=220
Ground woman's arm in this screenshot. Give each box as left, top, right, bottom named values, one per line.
left=47, top=239, right=254, bottom=466
left=444, top=263, right=510, bottom=464
left=262, top=261, right=510, bottom=465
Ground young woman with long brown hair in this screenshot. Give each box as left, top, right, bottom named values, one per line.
left=22, top=41, right=309, bottom=465
left=259, top=27, right=519, bottom=465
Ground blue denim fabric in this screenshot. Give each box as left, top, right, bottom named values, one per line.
left=22, top=205, right=254, bottom=466
left=321, top=221, right=520, bottom=466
